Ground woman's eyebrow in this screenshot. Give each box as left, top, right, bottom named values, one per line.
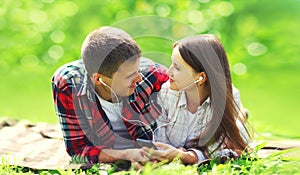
left=171, top=56, right=182, bottom=68
left=173, top=62, right=181, bottom=68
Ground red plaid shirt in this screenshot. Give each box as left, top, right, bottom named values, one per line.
left=51, top=58, right=169, bottom=163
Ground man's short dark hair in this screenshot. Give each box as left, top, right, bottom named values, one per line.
left=82, top=26, right=142, bottom=77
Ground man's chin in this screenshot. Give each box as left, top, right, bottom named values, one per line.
left=120, top=88, right=135, bottom=97
left=129, top=87, right=137, bottom=94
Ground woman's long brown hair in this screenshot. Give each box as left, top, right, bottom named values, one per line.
left=174, top=34, right=250, bottom=156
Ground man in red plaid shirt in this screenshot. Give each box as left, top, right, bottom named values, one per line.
left=51, top=26, right=169, bottom=164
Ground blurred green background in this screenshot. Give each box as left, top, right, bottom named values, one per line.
left=0, top=0, right=299, bottom=138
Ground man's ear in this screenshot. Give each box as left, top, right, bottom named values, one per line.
left=92, top=73, right=102, bottom=85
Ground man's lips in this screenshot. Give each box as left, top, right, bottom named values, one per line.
left=129, top=83, right=136, bottom=88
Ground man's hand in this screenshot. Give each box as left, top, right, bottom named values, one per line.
left=124, top=148, right=149, bottom=163
left=99, top=148, right=149, bottom=163
left=142, top=142, right=183, bottom=162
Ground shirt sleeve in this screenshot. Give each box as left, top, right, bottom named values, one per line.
left=52, top=76, right=103, bottom=164
left=139, top=57, right=169, bottom=92
left=153, top=62, right=169, bottom=91
left=187, top=148, right=207, bottom=163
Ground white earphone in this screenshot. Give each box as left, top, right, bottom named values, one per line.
left=194, top=76, right=203, bottom=83
left=199, top=76, right=204, bottom=81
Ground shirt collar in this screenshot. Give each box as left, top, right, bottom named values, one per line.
left=129, top=88, right=137, bottom=102
left=76, top=68, right=90, bottom=97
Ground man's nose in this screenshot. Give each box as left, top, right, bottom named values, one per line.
left=134, top=73, right=142, bottom=83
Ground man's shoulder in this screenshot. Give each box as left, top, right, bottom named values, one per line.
left=135, top=57, right=169, bottom=93
left=52, top=59, right=86, bottom=89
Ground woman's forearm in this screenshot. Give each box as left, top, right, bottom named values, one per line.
left=180, top=150, right=198, bottom=164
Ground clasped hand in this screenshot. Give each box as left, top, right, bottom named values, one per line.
left=141, top=142, right=185, bottom=163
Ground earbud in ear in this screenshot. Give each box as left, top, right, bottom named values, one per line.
left=194, top=76, right=204, bottom=84
left=98, top=77, right=109, bottom=87
left=199, top=76, right=203, bottom=81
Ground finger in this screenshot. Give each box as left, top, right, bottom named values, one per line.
left=148, top=150, right=169, bottom=160
left=132, top=162, right=143, bottom=170
left=178, top=147, right=187, bottom=151
left=142, top=149, right=159, bottom=160
left=141, top=147, right=154, bottom=159
left=142, top=146, right=150, bottom=152
left=140, top=156, right=149, bottom=162
left=153, top=142, right=172, bottom=149
left=142, top=147, right=153, bottom=158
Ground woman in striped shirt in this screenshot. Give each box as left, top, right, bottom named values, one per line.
left=143, top=34, right=251, bottom=164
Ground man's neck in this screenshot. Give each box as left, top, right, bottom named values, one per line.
left=95, top=85, right=120, bottom=103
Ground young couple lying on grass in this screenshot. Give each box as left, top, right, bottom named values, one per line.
left=51, top=26, right=251, bottom=166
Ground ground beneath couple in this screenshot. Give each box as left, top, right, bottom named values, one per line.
left=1, top=118, right=300, bottom=170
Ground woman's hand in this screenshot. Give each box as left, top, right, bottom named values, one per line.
left=142, top=142, right=184, bottom=162
left=142, top=142, right=198, bottom=164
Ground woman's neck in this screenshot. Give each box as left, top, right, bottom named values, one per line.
left=185, top=85, right=210, bottom=114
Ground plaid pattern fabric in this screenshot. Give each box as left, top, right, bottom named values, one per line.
left=52, top=58, right=168, bottom=163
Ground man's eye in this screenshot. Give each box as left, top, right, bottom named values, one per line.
left=126, top=72, right=136, bottom=79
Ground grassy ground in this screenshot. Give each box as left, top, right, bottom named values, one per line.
left=1, top=148, right=300, bottom=174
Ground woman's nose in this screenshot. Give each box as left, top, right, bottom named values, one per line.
left=166, top=67, right=173, bottom=76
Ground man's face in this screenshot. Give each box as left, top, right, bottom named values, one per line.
left=110, top=58, right=142, bottom=97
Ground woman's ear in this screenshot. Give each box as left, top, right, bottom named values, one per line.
left=197, top=72, right=207, bottom=85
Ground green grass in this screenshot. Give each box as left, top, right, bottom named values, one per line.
left=1, top=147, right=300, bottom=174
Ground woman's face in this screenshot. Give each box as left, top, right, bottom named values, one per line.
left=167, top=45, right=198, bottom=91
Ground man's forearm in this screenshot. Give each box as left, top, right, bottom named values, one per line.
left=98, top=149, right=129, bottom=163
